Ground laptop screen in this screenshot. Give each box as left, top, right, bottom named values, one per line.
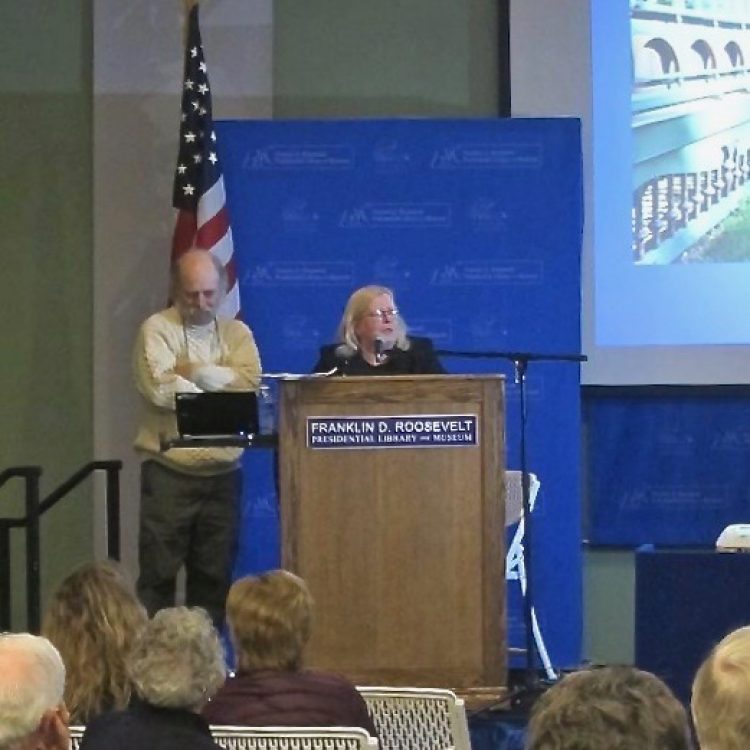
left=175, top=391, right=259, bottom=438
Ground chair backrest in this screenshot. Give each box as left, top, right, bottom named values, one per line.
left=68, top=725, right=85, bottom=750
left=504, top=470, right=540, bottom=527
left=210, top=725, right=378, bottom=750
left=356, top=686, right=471, bottom=750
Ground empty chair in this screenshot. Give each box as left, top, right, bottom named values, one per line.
left=356, top=687, right=470, bottom=750
left=68, top=725, right=85, bottom=750
left=210, top=725, right=378, bottom=750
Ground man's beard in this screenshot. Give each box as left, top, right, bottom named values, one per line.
left=180, top=306, right=215, bottom=326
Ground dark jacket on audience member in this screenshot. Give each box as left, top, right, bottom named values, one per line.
left=201, top=669, right=377, bottom=736
left=80, top=699, right=220, bottom=750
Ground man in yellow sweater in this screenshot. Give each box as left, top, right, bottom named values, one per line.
left=132, top=249, right=261, bottom=624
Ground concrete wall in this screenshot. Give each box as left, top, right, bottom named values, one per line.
left=1, top=1, right=93, bottom=627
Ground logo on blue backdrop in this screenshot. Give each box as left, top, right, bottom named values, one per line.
left=339, top=203, right=451, bottom=229
left=245, top=145, right=355, bottom=170
left=371, top=256, right=413, bottom=285
left=711, top=428, right=750, bottom=452
left=245, top=261, right=354, bottom=287
left=430, top=143, right=543, bottom=170
left=281, top=315, right=322, bottom=351
left=244, top=491, right=278, bottom=518
left=372, top=140, right=413, bottom=172
left=468, top=198, right=508, bottom=233
left=408, top=318, right=453, bottom=346
left=655, top=429, right=695, bottom=457
left=617, top=486, right=730, bottom=512
left=281, top=199, right=320, bottom=233
left=430, top=260, right=543, bottom=285
left=469, top=315, right=510, bottom=345
left=306, top=414, right=478, bottom=449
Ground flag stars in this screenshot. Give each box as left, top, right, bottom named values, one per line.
left=174, top=14, right=225, bottom=218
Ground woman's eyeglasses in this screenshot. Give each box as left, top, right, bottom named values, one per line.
left=366, top=308, right=399, bottom=320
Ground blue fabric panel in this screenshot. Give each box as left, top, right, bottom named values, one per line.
left=635, top=548, right=750, bottom=704
left=587, top=388, right=750, bottom=546
left=218, top=118, right=583, bottom=667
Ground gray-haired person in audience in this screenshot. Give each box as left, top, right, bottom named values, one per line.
left=0, top=633, right=69, bottom=750
left=525, top=665, right=692, bottom=750
left=692, top=624, right=750, bottom=750
left=80, top=607, right=225, bottom=750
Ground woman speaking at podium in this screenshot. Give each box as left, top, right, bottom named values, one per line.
left=313, top=285, right=445, bottom=376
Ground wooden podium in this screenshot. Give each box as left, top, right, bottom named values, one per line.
left=278, top=374, right=506, bottom=692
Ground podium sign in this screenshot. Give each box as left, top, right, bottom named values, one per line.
left=279, top=375, right=506, bottom=690
left=306, top=413, right=478, bottom=449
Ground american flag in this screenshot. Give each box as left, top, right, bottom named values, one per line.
left=172, top=3, right=240, bottom=317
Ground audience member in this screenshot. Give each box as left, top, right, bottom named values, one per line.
left=80, top=607, right=225, bottom=750
left=42, top=560, right=148, bottom=724
left=526, top=665, right=691, bottom=750
left=692, top=625, right=750, bottom=750
left=0, top=633, right=69, bottom=750
left=313, top=284, right=444, bottom=375
left=202, top=570, right=376, bottom=735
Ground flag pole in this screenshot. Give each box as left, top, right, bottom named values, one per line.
left=182, top=0, right=198, bottom=46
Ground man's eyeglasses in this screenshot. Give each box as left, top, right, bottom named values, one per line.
left=366, top=308, right=399, bottom=320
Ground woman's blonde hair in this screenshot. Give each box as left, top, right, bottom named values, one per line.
left=692, top=626, right=750, bottom=750
left=227, top=570, right=313, bottom=672
left=335, top=285, right=409, bottom=356
left=42, top=560, right=148, bottom=723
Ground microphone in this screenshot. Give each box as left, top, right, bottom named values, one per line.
left=374, top=337, right=385, bottom=364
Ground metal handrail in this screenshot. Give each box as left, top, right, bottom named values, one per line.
left=0, top=460, right=122, bottom=632
left=39, top=460, right=122, bottom=561
left=0, top=466, right=41, bottom=632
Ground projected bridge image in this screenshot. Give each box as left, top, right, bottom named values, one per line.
left=632, top=0, right=750, bottom=264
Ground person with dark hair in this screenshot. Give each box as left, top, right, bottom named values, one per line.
left=42, top=560, right=147, bottom=724
left=526, top=665, right=691, bottom=750
left=202, top=570, right=376, bottom=735
left=132, top=248, right=262, bottom=624
left=80, top=607, right=225, bottom=750
left=313, top=285, right=444, bottom=375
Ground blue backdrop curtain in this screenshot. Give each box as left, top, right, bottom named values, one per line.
left=219, top=118, right=584, bottom=668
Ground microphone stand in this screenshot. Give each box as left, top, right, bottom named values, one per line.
left=436, top=348, right=586, bottom=711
